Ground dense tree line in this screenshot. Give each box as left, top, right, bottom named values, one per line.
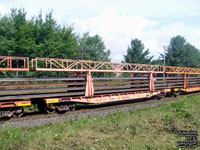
left=123, top=36, right=200, bottom=68
left=1, top=8, right=200, bottom=78
left=164, top=36, right=200, bottom=68
left=0, top=8, right=110, bottom=61
left=0, top=8, right=110, bottom=77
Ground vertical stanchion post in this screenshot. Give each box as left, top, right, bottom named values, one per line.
left=184, top=73, right=187, bottom=89
left=149, top=72, right=155, bottom=91
left=35, top=58, right=38, bottom=70
left=24, top=58, right=26, bottom=69
left=10, top=57, right=12, bottom=69
left=27, top=58, right=29, bottom=70
left=7, top=57, right=10, bottom=68
left=50, top=59, right=52, bottom=69
left=85, top=71, right=94, bottom=97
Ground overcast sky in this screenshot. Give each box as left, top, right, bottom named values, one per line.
left=0, top=0, right=200, bottom=62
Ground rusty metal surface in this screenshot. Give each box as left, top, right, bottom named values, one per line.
left=0, top=92, right=85, bottom=101
left=93, top=77, right=149, bottom=80
left=0, top=76, right=196, bottom=101
left=0, top=77, right=85, bottom=82
left=0, top=82, right=85, bottom=90
left=94, top=84, right=149, bottom=90
left=0, top=87, right=85, bottom=95
left=94, top=80, right=149, bottom=85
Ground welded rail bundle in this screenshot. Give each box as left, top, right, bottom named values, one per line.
left=0, top=56, right=200, bottom=118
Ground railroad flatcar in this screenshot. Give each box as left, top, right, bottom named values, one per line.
left=0, top=56, right=199, bottom=118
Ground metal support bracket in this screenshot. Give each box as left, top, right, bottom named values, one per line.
left=184, top=73, right=187, bottom=89
left=149, top=72, right=155, bottom=91
left=85, top=71, right=94, bottom=96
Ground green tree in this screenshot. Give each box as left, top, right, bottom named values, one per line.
left=0, top=8, right=79, bottom=77
left=164, top=35, right=200, bottom=68
left=151, top=59, right=163, bottom=65
left=78, top=32, right=111, bottom=61
left=0, top=8, right=79, bottom=59
left=0, top=12, right=16, bottom=56
left=123, top=39, right=153, bottom=64
left=31, top=11, right=78, bottom=59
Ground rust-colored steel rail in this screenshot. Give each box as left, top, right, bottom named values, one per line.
left=0, top=56, right=29, bottom=71
left=31, top=57, right=164, bottom=73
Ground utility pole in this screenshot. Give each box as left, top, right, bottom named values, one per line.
left=163, top=46, right=166, bottom=78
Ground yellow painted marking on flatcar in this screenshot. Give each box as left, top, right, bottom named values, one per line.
left=139, top=94, right=142, bottom=98
left=90, top=98, right=92, bottom=103
left=17, top=103, right=31, bottom=106
left=152, top=92, right=154, bottom=95
left=174, top=89, right=179, bottom=92
left=167, top=89, right=171, bottom=92
left=119, top=95, right=122, bottom=100
left=46, top=100, right=59, bottom=104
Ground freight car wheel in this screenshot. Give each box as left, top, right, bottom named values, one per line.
left=56, top=104, right=70, bottom=113
left=70, top=104, right=76, bottom=111
left=0, top=109, right=14, bottom=118
left=56, top=103, right=76, bottom=113
left=13, top=107, right=24, bottom=118
left=45, top=106, right=56, bottom=114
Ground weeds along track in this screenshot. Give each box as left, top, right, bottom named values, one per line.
left=1, top=92, right=199, bottom=128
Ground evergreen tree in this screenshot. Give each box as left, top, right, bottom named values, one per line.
left=164, top=35, right=200, bottom=68
left=0, top=8, right=112, bottom=77
left=0, top=8, right=79, bottom=59
left=123, top=39, right=153, bottom=64
left=78, top=32, right=111, bottom=61
left=0, top=8, right=79, bottom=77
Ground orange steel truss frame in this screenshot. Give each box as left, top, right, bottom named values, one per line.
left=165, top=66, right=200, bottom=74
left=0, top=56, right=200, bottom=74
left=0, top=56, right=29, bottom=71
left=31, top=57, right=200, bottom=75
left=31, top=57, right=165, bottom=73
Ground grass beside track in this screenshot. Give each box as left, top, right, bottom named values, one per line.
left=1, top=95, right=200, bottom=150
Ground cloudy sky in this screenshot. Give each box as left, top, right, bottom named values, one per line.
left=0, top=0, right=200, bottom=62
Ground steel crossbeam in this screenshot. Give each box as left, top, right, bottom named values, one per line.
left=165, top=66, right=200, bottom=74
left=32, top=57, right=200, bottom=74
left=32, top=57, right=164, bottom=73
left=0, top=56, right=29, bottom=71
left=1, top=56, right=200, bottom=74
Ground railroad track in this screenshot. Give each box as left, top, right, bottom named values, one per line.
left=1, top=91, right=199, bottom=128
